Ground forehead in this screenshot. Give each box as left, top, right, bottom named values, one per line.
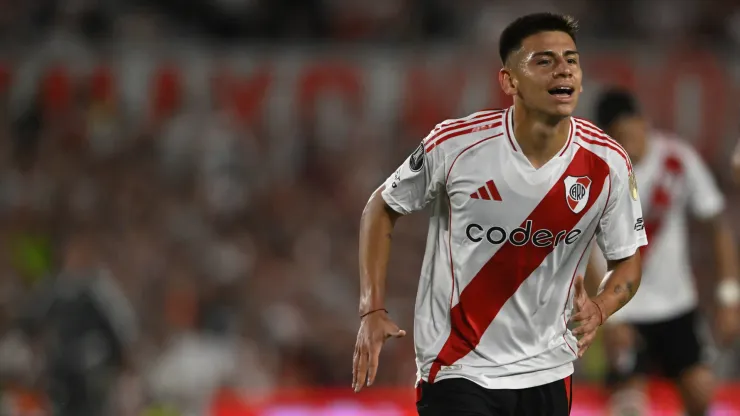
left=520, top=31, right=576, bottom=54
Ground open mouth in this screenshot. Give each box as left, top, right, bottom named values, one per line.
left=548, top=87, right=574, bottom=97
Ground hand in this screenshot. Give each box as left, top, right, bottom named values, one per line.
left=715, top=305, right=740, bottom=347
left=570, top=275, right=605, bottom=358
left=352, top=310, right=406, bottom=393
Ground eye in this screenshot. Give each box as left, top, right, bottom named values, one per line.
left=537, top=59, right=551, bottom=66
left=567, top=58, right=578, bottom=65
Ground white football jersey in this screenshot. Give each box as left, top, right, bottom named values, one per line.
left=381, top=107, right=648, bottom=390
left=603, top=131, right=725, bottom=324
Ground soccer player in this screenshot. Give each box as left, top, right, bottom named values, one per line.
left=585, top=89, right=740, bottom=416
left=352, top=13, right=647, bottom=415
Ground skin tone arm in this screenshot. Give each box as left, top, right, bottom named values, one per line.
left=353, top=185, right=407, bottom=393
left=598, top=252, right=642, bottom=314
left=732, top=139, right=740, bottom=183
left=707, top=214, right=740, bottom=345
left=571, top=250, right=642, bottom=356
left=358, top=185, right=401, bottom=315
left=709, top=214, right=740, bottom=286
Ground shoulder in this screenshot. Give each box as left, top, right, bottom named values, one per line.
left=651, top=130, right=704, bottom=172
left=422, top=109, right=507, bottom=160
left=572, top=117, right=632, bottom=180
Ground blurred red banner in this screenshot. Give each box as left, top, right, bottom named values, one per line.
left=210, top=381, right=740, bottom=415
left=1, top=46, right=737, bottom=162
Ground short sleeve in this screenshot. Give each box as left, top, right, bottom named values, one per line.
left=681, top=145, right=725, bottom=219
left=381, top=141, right=447, bottom=215
left=596, top=163, right=648, bottom=261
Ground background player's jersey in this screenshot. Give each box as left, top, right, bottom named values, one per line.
left=605, top=131, right=725, bottom=324
left=381, top=107, right=647, bottom=390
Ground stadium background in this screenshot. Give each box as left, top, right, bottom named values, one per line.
left=1, top=0, right=740, bottom=415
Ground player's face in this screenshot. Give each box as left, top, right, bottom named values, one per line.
left=607, top=115, right=648, bottom=162
left=500, top=31, right=582, bottom=118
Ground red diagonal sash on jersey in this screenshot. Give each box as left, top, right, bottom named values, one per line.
left=639, top=154, right=683, bottom=258
left=428, top=147, right=610, bottom=383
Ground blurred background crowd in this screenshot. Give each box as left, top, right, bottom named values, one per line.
left=0, top=0, right=740, bottom=415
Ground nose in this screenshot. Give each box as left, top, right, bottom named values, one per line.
left=553, top=58, right=573, bottom=78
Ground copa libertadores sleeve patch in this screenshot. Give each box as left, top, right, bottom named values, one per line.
left=409, top=143, right=425, bottom=172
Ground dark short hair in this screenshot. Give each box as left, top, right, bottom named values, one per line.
left=499, top=13, right=579, bottom=64
left=595, top=88, right=641, bottom=129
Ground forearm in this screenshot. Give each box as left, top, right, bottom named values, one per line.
left=732, top=139, right=740, bottom=182
left=358, top=186, right=400, bottom=315
left=712, top=216, right=740, bottom=305
left=593, top=251, right=642, bottom=319
left=584, top=245, right=607, bottom=297
left=713, top=216, right=739, bottom=281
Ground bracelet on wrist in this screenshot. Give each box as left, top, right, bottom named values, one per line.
left=360, top=308, right=388, bottom=319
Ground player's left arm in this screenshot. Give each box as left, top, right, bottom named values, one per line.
left=571, top=159, right=647, bottom=356
left=684, top=144, right=740, bottom=344
left=592, top=160, right=648, bottom=319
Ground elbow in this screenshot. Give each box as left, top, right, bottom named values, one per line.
left=607, top=249, right=643, bottom=288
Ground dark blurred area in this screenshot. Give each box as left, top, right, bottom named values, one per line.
left=0, top=0, right=739, bottom=415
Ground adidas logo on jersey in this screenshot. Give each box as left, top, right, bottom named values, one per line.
left=470, top=180, right=502, bottom=201
left=465, top=220, right=582, bottom=248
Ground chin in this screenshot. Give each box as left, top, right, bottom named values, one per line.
left=544, top=104, right=576, bottom=120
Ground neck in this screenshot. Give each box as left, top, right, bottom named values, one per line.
left=512, top=102, right=571, bottom=168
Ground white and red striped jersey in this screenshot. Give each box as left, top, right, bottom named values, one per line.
left=600, top=131, right=724, bottom=324
left=381, top=106, right=647, bottom=390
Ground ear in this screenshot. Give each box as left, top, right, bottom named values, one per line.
left=498, top=67, right=517, bottom=97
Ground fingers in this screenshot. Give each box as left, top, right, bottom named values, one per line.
left=353, top=348, right=369, bottom=393
left=352, top=345, right=361, bottom=391
left=571, top=312, right=598, bottom=337
left=577, top=332, right=596, bottom=357
left=391, top=328, right=407, bottom=338
left=366, top=347, right=380, bottom=387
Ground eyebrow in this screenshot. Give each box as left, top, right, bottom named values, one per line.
left=531, top=50, right=580, bottom=59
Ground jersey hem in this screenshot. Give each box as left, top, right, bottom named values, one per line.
left=603, top=237, right=648, bottom=261
left=423, top=363, right=574, bottom=390
left=381, top=191, right=411, bottom=215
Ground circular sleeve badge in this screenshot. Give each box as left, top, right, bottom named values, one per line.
left=409, top=143, right=425, bottom=172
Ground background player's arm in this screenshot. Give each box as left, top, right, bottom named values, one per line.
left=732, top=138, right=740, bottom=184
left=683, top=142, right=740, bottom=343
left=707, top=215, right=740, bottom=301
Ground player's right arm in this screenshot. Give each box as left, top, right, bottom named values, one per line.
left=353, top=139, right=448, bottom=393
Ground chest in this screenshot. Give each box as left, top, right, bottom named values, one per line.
left=445, top=144, right=610, bottom=246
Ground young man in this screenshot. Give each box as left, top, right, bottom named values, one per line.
left=586, top=89, right=740, bottom=416
left=352, top=13, right=647, bottom=415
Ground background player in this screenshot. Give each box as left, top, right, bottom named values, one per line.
left=352, top=13, right=647, bottom=415
left=585, top=89, right=740, bottom=416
